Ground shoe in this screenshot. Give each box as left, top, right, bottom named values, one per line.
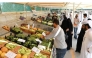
left=75, top=50, right=80, bottom=53
left=74, top=38, right=77, bottom=39
left=78, top=51, right=80, bottom=53
left=75, top=50, right=78, bottom=52
left=67, top=48, right=70, bottom=50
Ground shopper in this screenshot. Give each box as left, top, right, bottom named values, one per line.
left=77, top=13, right=88, bottom=35
left=65, top=18, right=73, bottom=50
left=41, top=19, right=67, bottom=58
left=80, top=20, right=92, bottom=58
left=75, top=24, right=86, bottom=53
left=75, top=18, right=91, bottom=53
left=83, top=13, right=88, bottom=21
left=61, top=15, right=73, bottom=50
left=52, top=12, right=58, bottom=21
left=46, top=13, right=52, bottom=20
left=60, top=15, right=68, bottom=34
left=73, top=14, right=79, bottom=39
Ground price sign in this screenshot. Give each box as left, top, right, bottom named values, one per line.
left=18, top=39, right=25, bottom=43
left=38, top=45, right=46, bottom=50
left=28, top=24, right=30, bottom=29
left=5, top=51, right=17, bottom=58
left=42, top=32, right=46, bottom=36
left=32, top=47, right=41, bottom=54
left=35, top=38, right=42, bottom=44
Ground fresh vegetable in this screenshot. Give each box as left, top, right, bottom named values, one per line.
left=6, top=43, right=17, bottom=50
left=10, top=27, right=22, bottom=34
left=6, top=35, right=14, bottom=41
left=34, top=53, right=47, bottom=58
left=16, top=34, right=26, bottom=39
left=18, top=47, right=31, bottom=55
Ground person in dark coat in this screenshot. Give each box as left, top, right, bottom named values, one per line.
left=61, top=15, right=73, bottom=50
left=75, top=24, right=86, bottom=53
left=65, top=18, right=73, bottom=50
left=46, top=13, right=52, bottom=20
left=60, top=15, right=68, bottom=34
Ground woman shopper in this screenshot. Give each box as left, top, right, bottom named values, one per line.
left=61, top=15, right=73, bottom=50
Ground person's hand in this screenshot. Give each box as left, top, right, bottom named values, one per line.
left=40, top=35, right=45, bottom=39
left=66, top=28, right=69, bottom=32
left=45, top=31, right=50, bottom=35
left=71, top=32, right=73, bottom=34
left=87, top=48, right=90, bottom=53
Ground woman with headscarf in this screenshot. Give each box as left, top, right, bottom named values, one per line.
left=61, top=15, right=73, bottom=50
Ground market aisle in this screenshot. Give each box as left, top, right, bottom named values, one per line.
left=64, top=38, right=80, bottom=58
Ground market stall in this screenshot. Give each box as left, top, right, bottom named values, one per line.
left=1, top=18, right=54, bottom=58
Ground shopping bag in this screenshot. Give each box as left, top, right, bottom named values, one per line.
left=65, top=33, right=68, bottom=39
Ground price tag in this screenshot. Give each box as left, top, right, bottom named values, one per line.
left=42, top=32, right=46, bottom=36
left=18, top=39, right=25, bottom=43
left=32, top=24, right=34, bottom=28
left=5, top=51, right=17, bottom=58
left=35, top=38, right=42, bottom=44
left=28, top=24, right=30, bottom=29
left=32, top=47, right=41, bottom=54
left=38, top=45, right=46, bottom=50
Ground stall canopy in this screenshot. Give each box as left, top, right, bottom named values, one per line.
left=14, top=2, right=92, bottom=10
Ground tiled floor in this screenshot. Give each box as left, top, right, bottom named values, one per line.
left=64, top=38, right=80, bottom=58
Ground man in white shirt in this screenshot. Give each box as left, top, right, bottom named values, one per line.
left=83, top=13, right=88, bottom=21
left=80, top=20, right=92, bottom=58
left=41, top=19, right=67, bottom=58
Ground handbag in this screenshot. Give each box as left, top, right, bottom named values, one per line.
left=65, top=33, right=68, bottom=39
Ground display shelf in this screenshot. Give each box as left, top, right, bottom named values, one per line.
left=1, top=21, right=53, bottom=58
left=0, top=37, right=52, bottom=58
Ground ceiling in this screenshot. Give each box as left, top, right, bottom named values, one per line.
left=14, top=2, right=92, bottom=10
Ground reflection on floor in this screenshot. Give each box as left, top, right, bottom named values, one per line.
left=64, top=38, right=80, bottom=58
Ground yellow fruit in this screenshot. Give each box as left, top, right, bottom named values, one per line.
left=22, top=55, right=27, bottom=58
left=1, top=47, right=8, bottom=52
left=1, top=52, right=6, bottom=57
left=15, top=54, right=22, bottom=58
left=0, top=50, right=2, bottom=54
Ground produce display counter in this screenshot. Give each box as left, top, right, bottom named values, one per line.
left=32, top=21, right=53, bottom=32
left=1, top=23, right=53, bottom=58
left=0, top=37, right=52, bottom=58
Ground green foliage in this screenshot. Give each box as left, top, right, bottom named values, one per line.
left=6, top=35, right=14, bottom=41
left=16, top=33, right=25, bottom=39
left=11, top=27, right=22, bottom=34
